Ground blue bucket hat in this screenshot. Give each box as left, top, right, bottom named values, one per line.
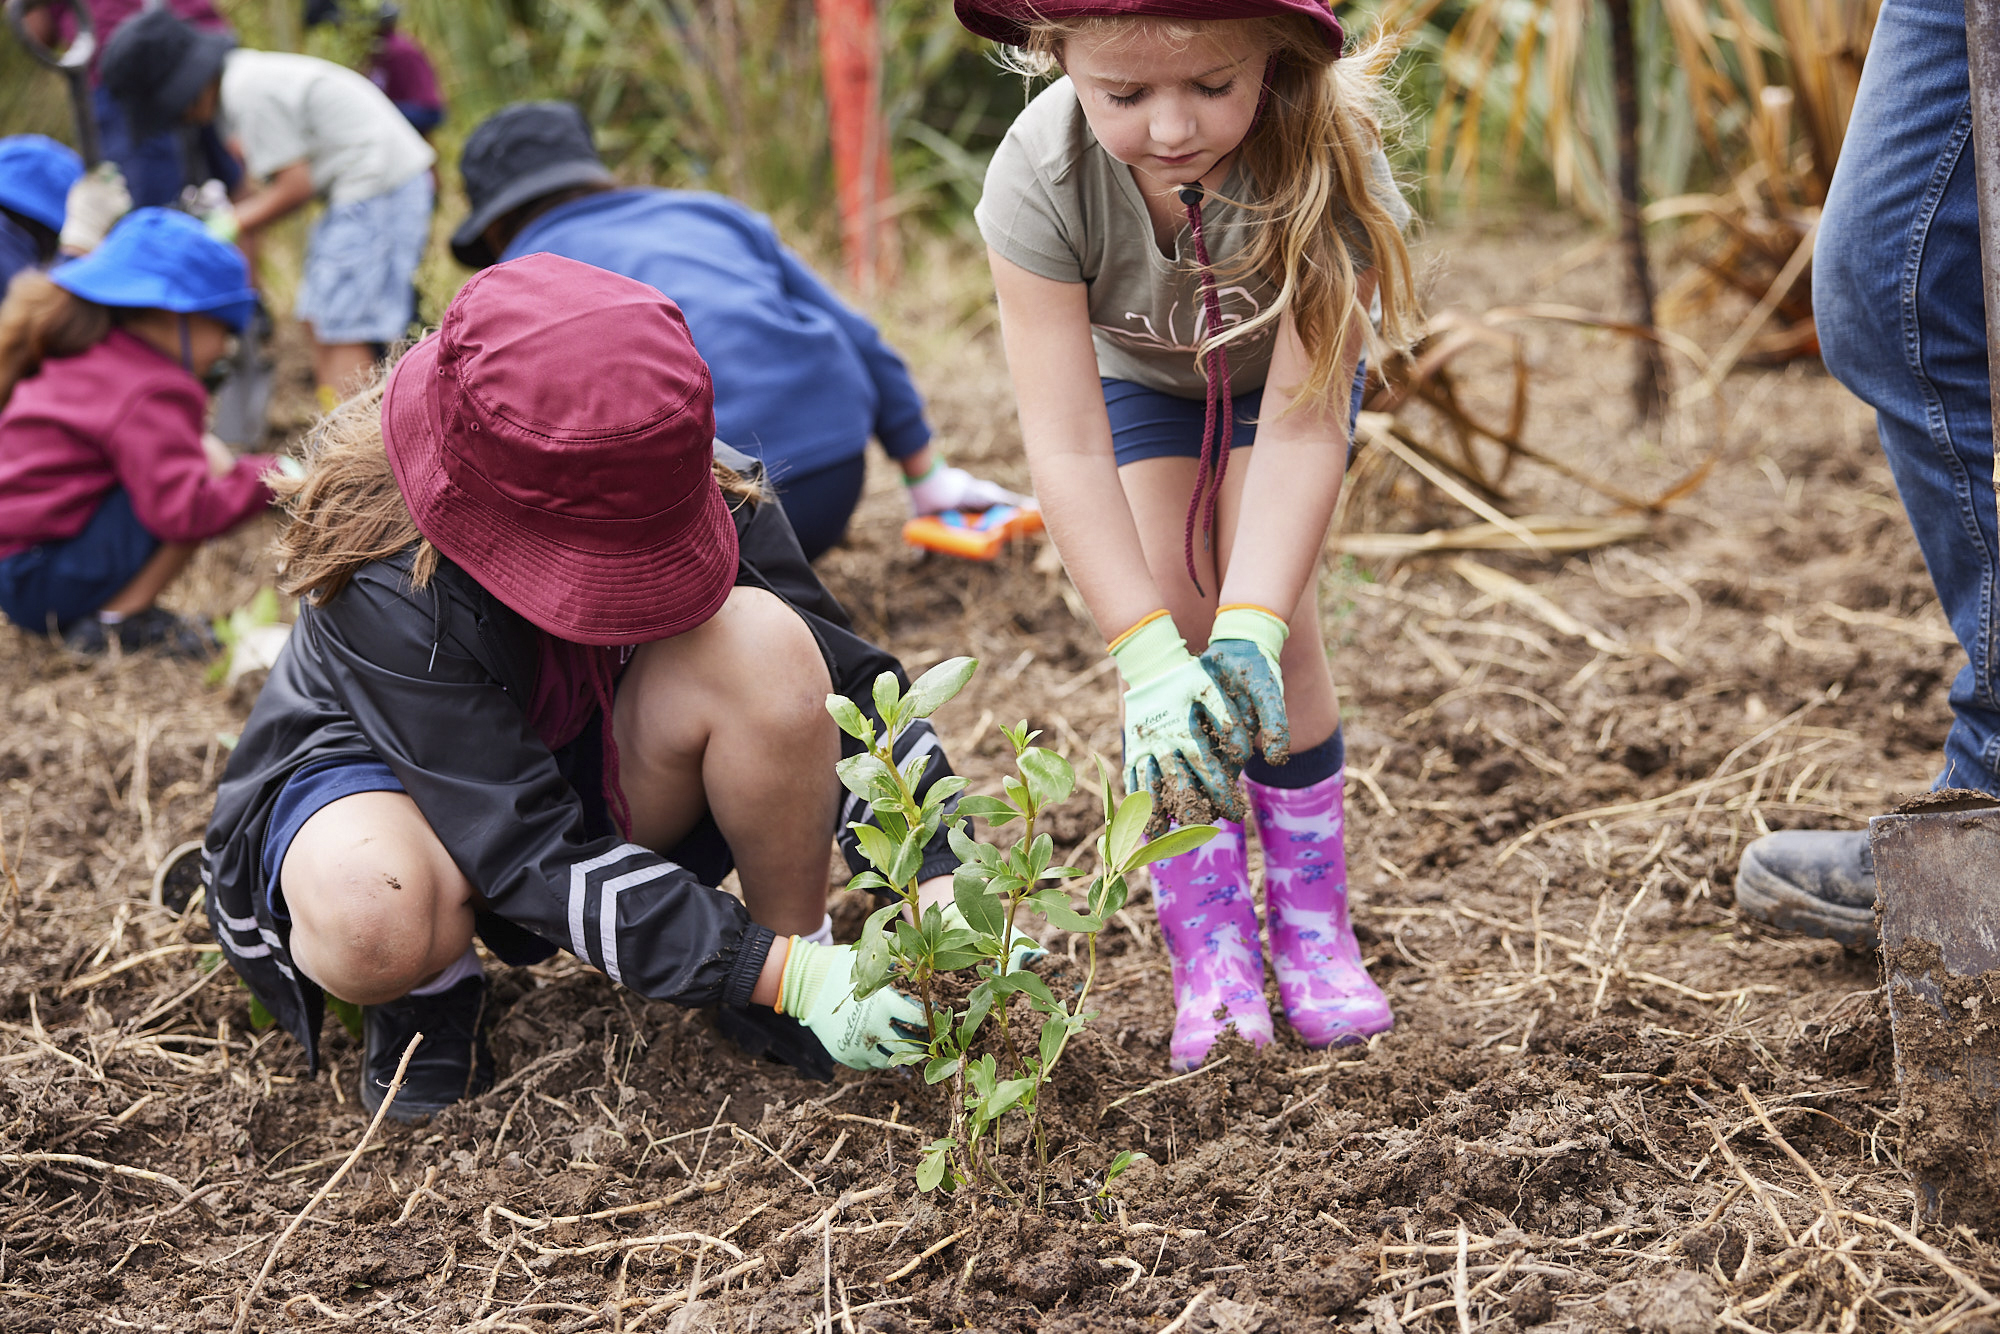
left=52, top=208, right=258, bottom=333
left=0, top=135, right=84, bottom=234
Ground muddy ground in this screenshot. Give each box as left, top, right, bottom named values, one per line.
left=3, top=216, right=1995, bottom=1332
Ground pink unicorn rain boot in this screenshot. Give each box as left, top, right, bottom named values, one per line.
left=1147, top=819, right=1274, bottom=1070
left=1245, top=770, right=1393, bottom=1046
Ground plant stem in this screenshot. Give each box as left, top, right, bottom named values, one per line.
left=1605, top=0, right=1667, bottom=420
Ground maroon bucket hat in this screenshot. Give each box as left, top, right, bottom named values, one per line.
left=954, top=0, right=1343, bottom=51
left=382, top=252, right=738, bottom=647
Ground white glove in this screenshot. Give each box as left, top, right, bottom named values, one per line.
left=904, top=461, right=1031, bottom=517
left=59, top=164, right=132, bottom=254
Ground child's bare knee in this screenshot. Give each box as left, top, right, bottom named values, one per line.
left=290, top=858, right=445, bottom=1004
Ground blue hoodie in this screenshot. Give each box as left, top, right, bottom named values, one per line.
left=504, top=189, right=930, bottom=481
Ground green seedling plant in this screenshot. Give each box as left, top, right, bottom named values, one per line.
left=826, top=657, right=1215, bottom=1205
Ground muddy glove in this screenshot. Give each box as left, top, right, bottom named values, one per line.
left=1109, top=611, right=1246, bottom=814
left=59, top=164, right=131, bottom=253
left=777, top=938, right=926, bottom=1070
left=904, top=458, right=1030, bottom=516
left=1201, top=604, right=1291, bottom=764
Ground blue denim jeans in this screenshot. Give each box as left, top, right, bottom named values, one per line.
left=1815, top=0, right=1997, bottom=792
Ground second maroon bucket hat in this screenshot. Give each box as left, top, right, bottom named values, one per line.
left=382, top=252, right=739, bottom=646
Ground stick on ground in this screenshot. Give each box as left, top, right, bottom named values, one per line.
left=230, top=1033, right=421, bottom=1334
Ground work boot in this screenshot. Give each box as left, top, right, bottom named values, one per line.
left=360, top=975, right=495, bottom=1121
left=1733, top=829, right=1876, bottom=949
left=63, top=608, right=217, bottom=660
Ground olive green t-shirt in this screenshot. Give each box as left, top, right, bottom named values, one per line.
left=976, top=77, right=1410, bottom=398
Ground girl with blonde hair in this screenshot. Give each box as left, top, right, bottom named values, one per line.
left=959, top=0, right=1419, bottom=1068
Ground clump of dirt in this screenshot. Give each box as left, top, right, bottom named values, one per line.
left=1883, top=936, right=2000, bottom=1225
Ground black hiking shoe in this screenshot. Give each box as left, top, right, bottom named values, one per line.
left=1734, top=830, right=1876, bottom=949
left=715, top=1004, right=834, bottom=1082
left=63, top=608, right=218, bottom=660
left=360, top=975, right=495, bottom=1121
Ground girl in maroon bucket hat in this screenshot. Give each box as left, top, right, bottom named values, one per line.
left=200, top=254, right=957, bottom=1116
left=960, top=0, right=1420, bottom=1069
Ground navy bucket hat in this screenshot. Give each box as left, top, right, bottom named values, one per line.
left=0, top=135, right=84, bottom=233
left=451, top=102, right=613, bottom=269
left=99, top=7, right=236, bottom=139
left=53, top=208, right=258, bottom=332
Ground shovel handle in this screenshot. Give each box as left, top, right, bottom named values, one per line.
left=4, top=0, right=101, bottom=167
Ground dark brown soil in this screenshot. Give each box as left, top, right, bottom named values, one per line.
left=1881, top=937, right=2000, bottom=1227
left=4, top=217, right=1998, bottom=1331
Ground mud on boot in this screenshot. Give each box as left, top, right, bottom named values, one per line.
left=1733, top=829, right=1876, bottom=949
left=1149, top=818, right=1273, bottom=1070
left=361, top=975, right=495, bottom=1120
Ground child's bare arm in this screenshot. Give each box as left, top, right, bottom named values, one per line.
left=1217, top=275, right=1373, bottom=616
left=988, top=248, right=1160, bottom=640
left=231, top=161, right=314, bottom=235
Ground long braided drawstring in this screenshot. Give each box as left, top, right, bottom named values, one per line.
left=1176, top=54, right=1279, bottom=597
left=1179, top=180, right=1233, bottom=598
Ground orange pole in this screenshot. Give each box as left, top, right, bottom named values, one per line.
left=815, top=0, right=893, bottom=292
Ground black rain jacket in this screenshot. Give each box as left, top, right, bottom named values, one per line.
left=202, top=446, right=957, bottom=1072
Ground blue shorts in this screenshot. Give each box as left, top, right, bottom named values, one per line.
left=1102, top=362, right=1368, bottom=469
left=0, top=488, right=159, bottom=634
left=295, top=171, right=435, bottom=345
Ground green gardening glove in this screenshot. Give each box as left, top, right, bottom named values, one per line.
left=1109, top=611, right=1247, bottom=814
left=1200, top=604, right=1291, bottom=764
left=777, top=938, right=926, bottom=1070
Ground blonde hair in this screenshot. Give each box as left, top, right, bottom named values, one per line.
left=277, top=368, right=768, bottom=608
left=1007, top=15, right=1419, bottom=409
left=0, top=272, right=114, bottom=408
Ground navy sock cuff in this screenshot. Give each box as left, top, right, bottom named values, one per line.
left=1244, top=727, right=1344, bottom=790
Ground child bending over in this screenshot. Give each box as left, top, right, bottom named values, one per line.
left=959, top=0, right=1419, bottom=1068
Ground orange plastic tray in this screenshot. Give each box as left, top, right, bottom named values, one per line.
left=901, top=505, right=1045, bottom=561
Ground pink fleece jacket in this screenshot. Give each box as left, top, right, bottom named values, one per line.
left=0, top=330, right=276, bottom=561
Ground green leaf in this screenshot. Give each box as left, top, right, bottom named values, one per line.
left=845, top=870, right=888, bottom=894
left=1131, top=824, right=1219, bottom=869
left=1002, top=775, right=1031, bottom=814
left=922, top=775, right=969, bottom=813
left=903, top=656, right=977, bottom=721
left=872, top=672, right=904, bottom=737
left=953, top=880, right=1006, bottom=939
left=886, top=827, right=927, bottom=887
left=990, top=971, right=1057, bottom=1010
left=1027, top=833, right=1054, bottom=880
left=1103, top=1149, right=1149, bottom=1188
left=852, top=903, right=901, bottom=998
left=850, top=823, right=898, bottom=877
left=1106, top=788, right=1153, bottom=869
left=1030, top=889, right=1102, bottom=934
left=246, top=994, right=276, bottom=1031
left=985, top=1078, right=1034, bottom=1120
left=826, top=693, right=874, bottom=744
left=966, top=1052, right=998, bottom=1098
left=899, top=749, right=935, bottom=793
left=932, top=950, right=984, bottom=971
left=955, top=794, right=1021, bottom=827
left=916, top=1142, right=952, bottom=1193
left=835, top=753, right=898, bottom=805
left=924, top=1054, right=961, bottom=1085
left=1018, top=746, right=1075, bottom=810
left=958, top=980, right=996, bottom=1046
left=1000, top=720, right=1032, bottom=751
left=1039, top=1013, right=1069, bottom=1071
